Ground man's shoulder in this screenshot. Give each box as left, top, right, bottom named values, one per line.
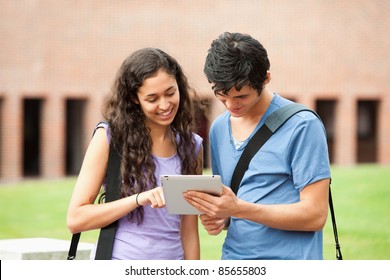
left=210, top=111, right=229, bottom=129
left=270, top=95, right=321, bottom=124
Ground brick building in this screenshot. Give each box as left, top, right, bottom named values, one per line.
left=1, top=1, right=390, bottom=181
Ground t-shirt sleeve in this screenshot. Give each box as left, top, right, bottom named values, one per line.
left=192, top=133, right=203, bottom=155
left=93, top=121, right=111, bottom=144
left=289, top=116, right=331, bottom=191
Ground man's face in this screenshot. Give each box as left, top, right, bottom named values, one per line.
left=215, top=85, right=261, bottom=118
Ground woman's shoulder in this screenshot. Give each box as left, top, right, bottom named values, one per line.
left=93, top=121, right=111, bottom=143
left=192, top=132, right=203, bottom=142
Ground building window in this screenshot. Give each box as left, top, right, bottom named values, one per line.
left=357, top=100, right=378, bottom=163
left=66, top=99, right=87, bottom=175
left=23, top=98, right=42, bottom=176
left=316, top=100, right=336, bottom=164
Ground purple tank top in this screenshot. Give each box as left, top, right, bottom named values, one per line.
left=90, top=122, right=202, bottom=259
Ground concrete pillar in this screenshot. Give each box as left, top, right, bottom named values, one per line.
left=334, top=94, right=356, bottom=165
left=378, top=95, right=390, bottom=165
left=41, top=95, right=65, bottom=178
left=84, top=93, right=105, bottom=152
left=297, top=94, right=316, bottom=110
left=1, top=94, right=23, bottom=180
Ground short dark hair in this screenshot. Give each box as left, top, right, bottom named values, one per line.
left=204, top=32, right=270, bottom=95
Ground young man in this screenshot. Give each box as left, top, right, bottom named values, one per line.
left=183, top=32, right=331, bottom=259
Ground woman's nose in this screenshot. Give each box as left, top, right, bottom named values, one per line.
left=159, top=98, right=170, bottom=110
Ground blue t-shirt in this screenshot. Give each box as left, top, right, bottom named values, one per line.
left=210, top=93, right=331, bottom=260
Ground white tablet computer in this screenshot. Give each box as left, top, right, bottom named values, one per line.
left=161, top=175, right=222, bottom=215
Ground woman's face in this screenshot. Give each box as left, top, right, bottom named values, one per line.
left=136, top=69, right=180, bottom=129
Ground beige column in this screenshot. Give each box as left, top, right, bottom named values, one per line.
left=378, top=95, right=390, bottom=164
left=334, top=94, right=356, bottom=166
left=84, top=93, right=105, bottom=151
left=41, top=95, right=65, bottom=178
left=1, top=94, right=23, bottom=180
left=297, top=94, right=316, bottom=110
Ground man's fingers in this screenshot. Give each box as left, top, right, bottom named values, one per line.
left=184, top=196, right=209, bottom=214
left=184, top=194, right=217, bottom=216
left=185, top=190, right=218, bottom=203
left=206, top=222, right=225, bottom=235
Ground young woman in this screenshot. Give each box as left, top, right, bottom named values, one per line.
left=67, top=48, right=203, bottom=260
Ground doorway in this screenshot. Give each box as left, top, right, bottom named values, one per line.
left=357, top=100, right=378, bottom=163
left=66, top=99, right=87, bottom=175
left=23, top=98, right=42, bottom=176
left=315, top=100, right=336, bottom=164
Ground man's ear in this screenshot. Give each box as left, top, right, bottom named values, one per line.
left=263, top=70, right=271, bottom=86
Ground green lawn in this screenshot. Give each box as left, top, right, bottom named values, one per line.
left=0, top=165, right=389, bottom=260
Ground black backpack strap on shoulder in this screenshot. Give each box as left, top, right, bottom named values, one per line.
left=230, top=103, right=316, bottom=195
left=230, top=125, right=272, bottom=195
left=95, top=141, right=121, bottom=260
left=264, top=103, right=320, bottom=133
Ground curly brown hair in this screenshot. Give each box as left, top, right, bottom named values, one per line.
left=102, top=48, right=199, bottom=223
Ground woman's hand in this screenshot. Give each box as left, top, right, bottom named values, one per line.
left=137, top=186, right=165, bottom=208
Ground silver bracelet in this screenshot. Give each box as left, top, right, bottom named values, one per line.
left=135, top=193, right=141, bottom=207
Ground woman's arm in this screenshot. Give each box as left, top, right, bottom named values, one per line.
left=66, top=128, right=165, bottom=234
left=181, top=215, right=200, bottom=260
left=66, top=128, right=139, bottom=233
left=180, top=144, right=203, bottom=259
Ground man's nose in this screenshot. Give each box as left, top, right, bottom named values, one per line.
left=224, top=98, right=236, bottom=110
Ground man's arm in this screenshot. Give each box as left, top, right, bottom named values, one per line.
left=183, top=178, right=329, bottom=232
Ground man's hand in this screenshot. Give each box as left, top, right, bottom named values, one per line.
left=183, top=185, right=238, bottom=218
left=199, top=214, right=227, bottom=235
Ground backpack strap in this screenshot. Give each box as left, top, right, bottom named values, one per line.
left=329, top=179, right=343, bottom=260
left=94, top=129, right=121, bottom=260
left=230, top=103, right=317, bottom=194
left=67, top=232, right=80, bottom=260
left=67, top=121, right=121, bottom=260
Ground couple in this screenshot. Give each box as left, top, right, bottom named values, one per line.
left=67, top=32, right=331, bottom=260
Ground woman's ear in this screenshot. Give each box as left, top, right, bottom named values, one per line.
left=131, top=96, right=140, bottom=105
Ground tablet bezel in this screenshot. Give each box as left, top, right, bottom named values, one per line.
left=160, top=175, right=222, bottom=215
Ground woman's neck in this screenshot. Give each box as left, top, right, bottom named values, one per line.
left=149, top=126, right=176, bottom=158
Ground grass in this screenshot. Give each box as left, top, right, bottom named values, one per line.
left=323, top=165, right=390, bottom=260
left=0, top=164, right=389, bottom=260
